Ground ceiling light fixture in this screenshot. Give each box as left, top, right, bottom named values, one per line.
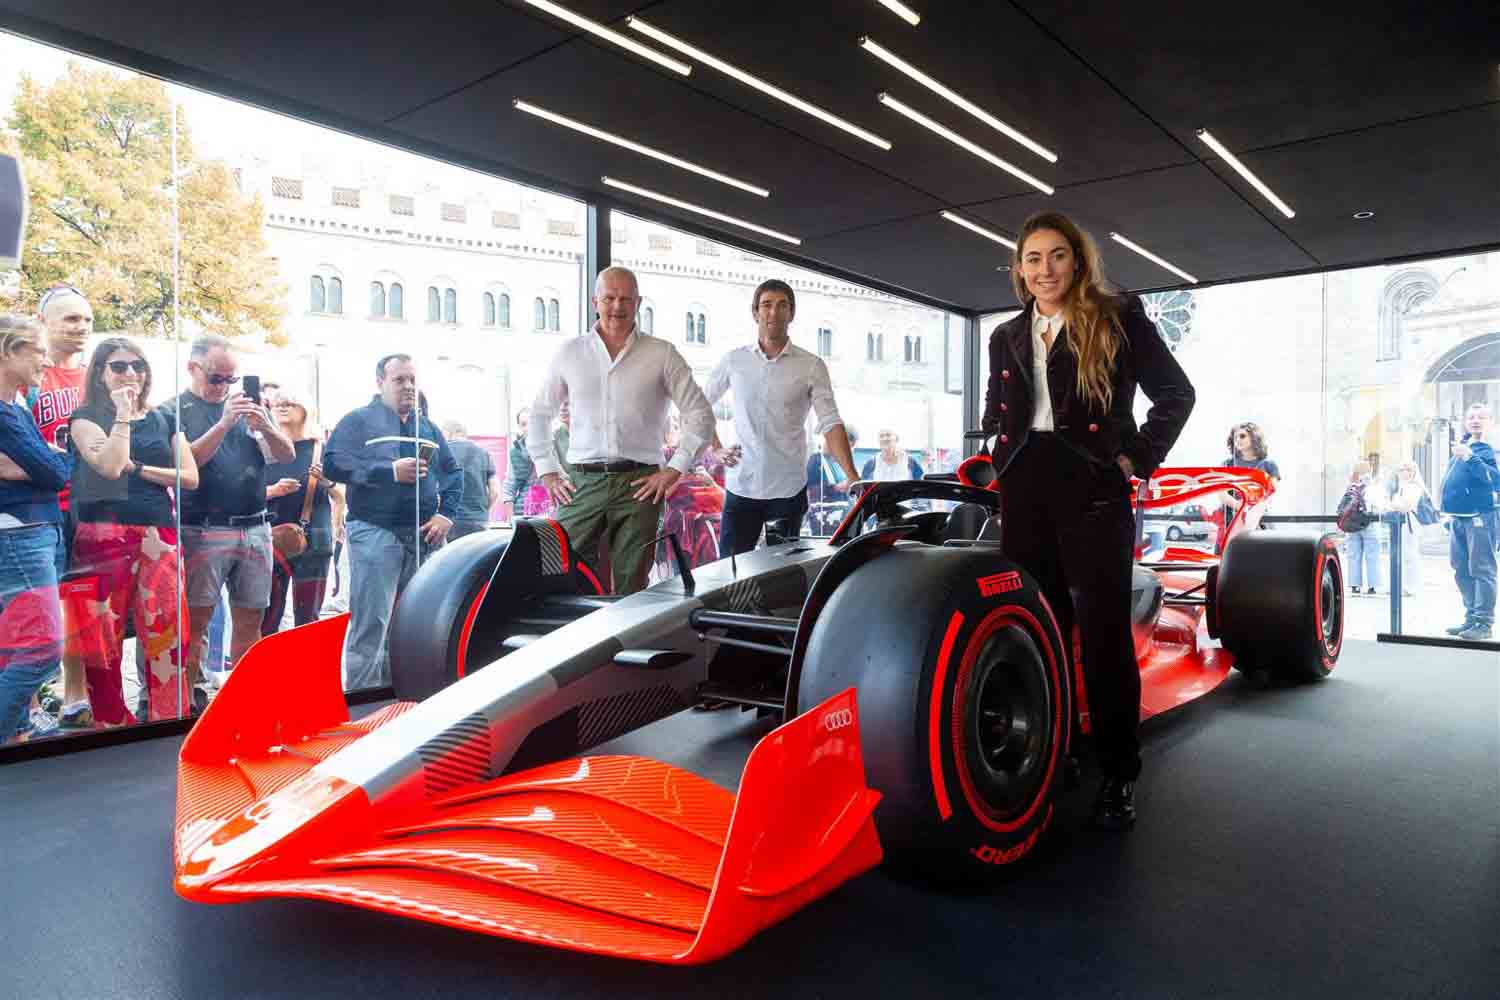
left=514, top=100, right=769, bottom=197
left=876, top=0, right=921, bottom=26
left=1109, top=232, right=1198, bottom=284
left=1196, top=128, right=1295, bottom=219
left=860, top=38, right=1057, bottom=163
left=941, top=210, right=1017, bottom=248
left=879, top=93, right=1054, bottom=195
left=627, top=17, right=892, bottom=150
left=601, top=176, right=802, bottom=245
left=524, top=0, right=691, bottom=77
left=1353, top=211, right=1375, bottom=219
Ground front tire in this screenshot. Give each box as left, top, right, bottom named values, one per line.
left=1217, top=531, right=1343, bottom=682
left=797, top=546, right=1070, bottom=880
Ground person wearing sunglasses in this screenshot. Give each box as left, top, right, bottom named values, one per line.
left=65, top=338, right=198, bottom=725
left=164, top=334, right=293, bottom=709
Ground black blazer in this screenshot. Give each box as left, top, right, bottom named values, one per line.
left=980, top=294, right=1195, bottom=481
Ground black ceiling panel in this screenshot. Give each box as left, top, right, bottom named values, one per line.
left=1207, top=103, right=1500, bottom=267
left=966, top=163, right=1318, bottom=306
left=392, top=41, right=943, bottom=238
left=1015, top=1, right=1500, bottom=152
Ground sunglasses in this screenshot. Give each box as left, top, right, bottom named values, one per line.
left=205, top=373, right=240, bottom=386
left=106, top=359, right=149, bottom=374
left=39, top=284, right=85, bottom=313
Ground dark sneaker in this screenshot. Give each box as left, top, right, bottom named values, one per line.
left=1446, top=621, right=1476, bottom=635
left=59, top=701, right=93, bottom=729
left=1091, top=777, right=1137, bottom=831
left=1457, top=624, right=1493, bottom=641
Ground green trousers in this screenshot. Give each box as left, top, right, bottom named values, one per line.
left=554, top=467, right=663, bottom=595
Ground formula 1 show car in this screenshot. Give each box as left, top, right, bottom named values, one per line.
left=173, top=458, right=1344, bottom=965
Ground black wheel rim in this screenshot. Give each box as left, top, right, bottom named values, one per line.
left=1319, top=555, right=1342, bottom=655
left=966, top=626, right=1051, bottom=815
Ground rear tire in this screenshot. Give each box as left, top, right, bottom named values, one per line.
left=1217, top=531, right=1343, bottom=682
left=797, top=546, right=1070, bottom=881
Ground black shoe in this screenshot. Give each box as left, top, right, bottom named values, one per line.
left=1457, top=623, right=1492, bottom=641
left=1446, top=621, right=1476, bottom=636
left=1091, top=777, right=1137, bottom=832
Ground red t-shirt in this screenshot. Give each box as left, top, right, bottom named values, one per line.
left=31, top=364, right=85, bottom=510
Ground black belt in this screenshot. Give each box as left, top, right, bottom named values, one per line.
left=189, top=511, right=270, bottom=527
left=572, top=460, right=657, bottom=474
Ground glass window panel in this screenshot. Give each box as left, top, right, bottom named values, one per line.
left=535, top=297, right=546, bottom=330
left=370, top=281, right=385, bottom=318
left=696, top=314, right=706, bottom=345
left=498, top=293, right=510, bottom=328
left=643, top=306, right=654, bottom=335
left=443, top=287, right=457, bottom=325
left=427, top=286, right=440, bottom=322
left=310, top=275, right=325, bottom=313
left=482, top=292, right=495, bottom=327
left=548, top=298, right=560, bottom=332
left=328, top=276, right=343, bottom=315
left=389, top=282, right=403, bottom=319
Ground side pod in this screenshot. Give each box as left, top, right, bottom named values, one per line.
left=173, top=613, right=882, bottom=964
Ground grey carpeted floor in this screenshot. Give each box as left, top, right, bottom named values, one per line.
left=2, top=640, right=1496, bottom=999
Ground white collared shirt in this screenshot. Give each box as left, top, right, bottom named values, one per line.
left=528, top=326, right=714, bottom=478
left=1031, top=309, right=1065, bottom=431
left=704, top=339, right=843, bottom=500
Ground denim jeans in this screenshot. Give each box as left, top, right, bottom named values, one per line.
left=0, top=523, right=64, bottom=741
left=342, top=520, right=431, bottom=691
left=1346, top=524, right=1384, bottom=591
left=1450, top=512, right=1498, bottom=627
left=719, top=490, right=810, bottom=557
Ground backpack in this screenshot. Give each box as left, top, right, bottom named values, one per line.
left=1414, top=490, right=1439, bottom=526
left=1336, top=482, right=1375, bottom=533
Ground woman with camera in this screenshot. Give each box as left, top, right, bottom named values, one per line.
left=66, top=337, right=198, bottom=725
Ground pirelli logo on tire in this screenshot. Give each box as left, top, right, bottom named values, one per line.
left=977, top=571, right=1022, bottom=597
left=822, top=708, right=854, bottom=731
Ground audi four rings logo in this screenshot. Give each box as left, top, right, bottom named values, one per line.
left=823, top=709, right=854, bottom=731
left=978, top=571, right=1022, bottom=597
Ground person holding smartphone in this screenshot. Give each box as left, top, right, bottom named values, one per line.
left=162, top=334, right=293, bottom=710
left=67, top=338, right=198, bottom=724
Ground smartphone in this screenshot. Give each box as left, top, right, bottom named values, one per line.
left=242, top=375, right=261, bottom=406
left=54, top=424, right=70, bottom=450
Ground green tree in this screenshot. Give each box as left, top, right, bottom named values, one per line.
left=9, top=62, right=285, bottom=342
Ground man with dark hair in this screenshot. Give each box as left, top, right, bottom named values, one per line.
left=168, top=333, right=294, bottom=705
left=326, top=353, right=462, bottom=688
left=705, top=278, right=857, bottom=555
left=443, top=418, right=498, bottom=539
left=1440, top=403, right=1499, bottom=640
left=502, top=407, right=534, bottom=523
left=530, top=267, right=713, bottom=594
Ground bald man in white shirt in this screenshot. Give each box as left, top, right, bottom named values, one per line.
left=705, top=278, right=858, bottom=555
left=528, top=267, right=714, bottom=593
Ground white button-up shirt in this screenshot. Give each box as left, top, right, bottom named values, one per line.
left=1030, top=310, right=1065, bottom=431
left=528, top=326, right=714, bottom=478
left=704, top=340, right=843, bottom=500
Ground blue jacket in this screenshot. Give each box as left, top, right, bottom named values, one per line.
left=1439, top=437, right=1499, bottom=515
left=0, top=399, right=71, bottom=524
left=325, top=396, right=463, bottom=529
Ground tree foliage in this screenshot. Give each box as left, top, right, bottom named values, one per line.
left=8, top=62, right=285, bottom=342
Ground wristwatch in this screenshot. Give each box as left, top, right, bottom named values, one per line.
left=125, top=460, right=142, bottom=479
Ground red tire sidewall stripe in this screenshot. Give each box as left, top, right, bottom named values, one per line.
left=453, top=580, right=490, bottom=680
left=929, top=611, right=966, bottom=821
left=946, top=604, right=1064, bottom=834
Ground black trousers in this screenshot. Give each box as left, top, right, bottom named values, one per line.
left=1000, top=434, right=1142, bottom=781
left=719, top=490, right=809, bottom=557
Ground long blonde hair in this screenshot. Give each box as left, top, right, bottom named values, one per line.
left=0, top=313, right=44, bottom=359
left=1010, top=212, right=1122, bottom=412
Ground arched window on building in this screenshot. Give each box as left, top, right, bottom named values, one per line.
left=327, top=277, right=343, bottom=315
left=310, top=275, right=326, bottom=314
left=1377, top=269, right=1440, bottom=362
left=389, top=282, right=404, bottom=319
left=904, top=335, right=922, bottom=363
left=534, top=297, right=547, bottom=330
left=498, top=293, right=510, bottom=328
left=695, top=313, right=707, bottom=344
left=482, top=292, right=496, bottom=327
left=816, top=327, right=832, bottom=358
left=443, top=287, right=457, bottom=324
left=548, top=298, right=560, bottom=332
left=866, top=333, right=875, bottom=361
left=427, top=286, right=441, bottom=323
left=877, top=333, right=884, bottom=361
left=685, top=311, right=694, bottom=343
left=643, top=306, right=654, bottom=335
left=370, top=281, right=386, bottom=318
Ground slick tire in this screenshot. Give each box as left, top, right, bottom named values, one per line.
left=797, top=545, right=1071, bottom=881
left=388, top=529, right=511, bottom=702
left=1217, top=531, right=1343, bottom=683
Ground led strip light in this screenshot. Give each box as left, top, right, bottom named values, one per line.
left=861, top=38, right=1056, bottom=163
left=524, top=0, right=691, bottom=77
left=941, top=210, right=1017, bottom=248
left=1109, top=232, right=1198, bottom=284
left=602, top=176, right=802, bottom=245
left=627, top=17, right=892, bottom=150
left=1197, top=128, right=1295, bottom=219
left=876, top=0, right=921, bottom=26
left=514, top=100, right=769, bottom=197
left=878, top=93, right=1054, bottom=195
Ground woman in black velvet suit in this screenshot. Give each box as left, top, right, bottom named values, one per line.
left=980, top=211, right=1195, bottom=830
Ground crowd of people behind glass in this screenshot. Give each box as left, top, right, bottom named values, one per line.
left=4, top=281, right=1498, bottom=746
